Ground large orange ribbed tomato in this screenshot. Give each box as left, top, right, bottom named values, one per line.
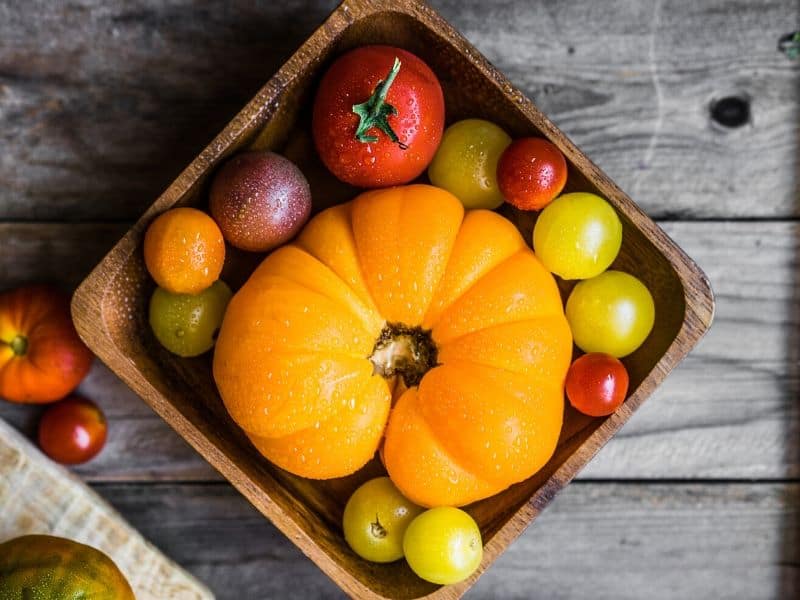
left=213, top=184, right=572, bottom=507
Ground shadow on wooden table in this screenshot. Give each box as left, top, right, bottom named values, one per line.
left=784, top=59, right=800, bottom=597
left=1, top=1, right=338, bottom=222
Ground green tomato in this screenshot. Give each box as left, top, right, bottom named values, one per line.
left=149, top=280, right=232, bottom=357
left=343, top=477, right=423, bottom=563
left=566, top=270, right=655, bottom=358
left=403, top=507, right=483, bottom=585
left=427, top=119, right=511, bottom=209
left=533, top=192, right=622, bottom=280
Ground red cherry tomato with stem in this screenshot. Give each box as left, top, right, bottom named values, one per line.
left=312, top=45, right=444, bottom=188
left=565, top=353, right=629, bottom=417
left=38, top=396, right=108, bottom=464
left=497, top=137, right=568, bottom=210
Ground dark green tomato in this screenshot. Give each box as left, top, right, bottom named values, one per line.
left=149, top=281, right=232, bottom=357
left=0, top=535, right=135, bottom=599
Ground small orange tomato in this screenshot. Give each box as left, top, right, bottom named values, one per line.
left=0, top=285, right=93, bottom=404
left=38, top=396, right=108, bottom=464
left=143, top=207, right=225, bottom=294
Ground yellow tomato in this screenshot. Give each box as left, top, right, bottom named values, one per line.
left=427, top=119, right=511, bottom=209
left=533, top=192, right=622, bottom=280
left=566, top=271, right=655, bottom=357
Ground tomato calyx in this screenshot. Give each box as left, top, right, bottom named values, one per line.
left=352, top=57, right=408, bottom=149
left=369, top=514, right=388, bottom=540
left=369, top=323, right=438, bottom=388
left=1, top=334, right=28, bottom=356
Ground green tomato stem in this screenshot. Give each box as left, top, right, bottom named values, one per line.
left=370, top=515, right=388, bottom=539
left=352, top=57, right=408, bottom=149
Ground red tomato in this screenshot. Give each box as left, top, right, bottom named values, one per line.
left=565, top=353, right=629, bottom=417
left=497, top=137, right=567, bottom=210
left=312, top=45, right=444, bottom=187
left=38, top=396, right=107, bottom=464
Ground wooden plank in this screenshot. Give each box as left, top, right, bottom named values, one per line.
left=1, top=0, right=797, bottom=221
left=0, top=223, right=126, bottom=289
left=63, top=3, right=715, bottom=596
left=0, top=419, right=213, bottom=599
left=1, top=220, right=798, bottom=481
left=447, top=0, right=800, bottom=220
left=91, top=481, right=799, bottom=599
left=583, top=219, right=800, bottom=479
left=0, top=361, right=221, bottom=481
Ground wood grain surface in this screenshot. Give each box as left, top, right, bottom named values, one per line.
left=1, top=0, right=798, bottom=597
left=0, top=419, right=213, bottom=599
left=1, top=221, right=796, bottom=481
left=92, top=481, right=798, bottom=600
left=1, top=0, right=796, bottom=220
left=65, top=0, right=713, bottom=595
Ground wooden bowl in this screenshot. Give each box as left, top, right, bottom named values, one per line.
left=72, top=0, right=714, bottom=597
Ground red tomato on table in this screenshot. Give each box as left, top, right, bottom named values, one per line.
left=312, top=45, right=444, bottom=187
left=38, top=396, right=108, bottom=464
left=565, top=353, right=629, bottom=417
left=497, top=137, right=568, bottom=210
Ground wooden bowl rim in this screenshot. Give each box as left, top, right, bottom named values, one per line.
left=72, top=0, right=715, bottom=598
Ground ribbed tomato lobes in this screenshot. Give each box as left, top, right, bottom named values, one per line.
left=213, top=185, right=572, bottom=507
left=312, top=46, right=445, bottom=188
left=0, top=285, right=93, bottom=404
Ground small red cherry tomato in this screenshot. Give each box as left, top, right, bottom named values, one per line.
left=497, top=137, right=567, bottom=210
left=565, top=353, right=629, bottom=417
left=312, top=45, right=445, bottom=188
left=38, top=396, right=108, bottom=464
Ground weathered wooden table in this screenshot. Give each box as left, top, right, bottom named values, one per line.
left=1, top=1, right=798, bottom=597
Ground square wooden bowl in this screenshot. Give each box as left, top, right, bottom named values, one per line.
left=72, top=0, right=715, bottom=598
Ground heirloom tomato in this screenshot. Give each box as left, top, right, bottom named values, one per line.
left=213, top=185, right=572, bottom=507
left=144, top=207, right=225, bottom=294
left=497, top=137, right=567, bottom=210
left=533, top=192, right=622, bottom=280
left=0, top=535, right=134, bottom=599
left=312, top=45, right=444, bottom=187
left=343, top=477, right=423, bottom=563
left=0, top=285, right=92, bottom=404
left=403, top=507, right=483, bottom=585
left=38, top=396, right=108, bottom=464
left=566, top=271, right=655, bottom=357
left=149, top=281, right=232, bottom=357
left=565, top=353, right=629, bottom=417
left=428, top=119, right=511, bottom=209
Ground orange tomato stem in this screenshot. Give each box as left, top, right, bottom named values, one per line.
left=7, top=335, right=28, bottom=356
left=351, top=57, right=408, bottom=149
left=369, top=323, right=437, bottom=388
